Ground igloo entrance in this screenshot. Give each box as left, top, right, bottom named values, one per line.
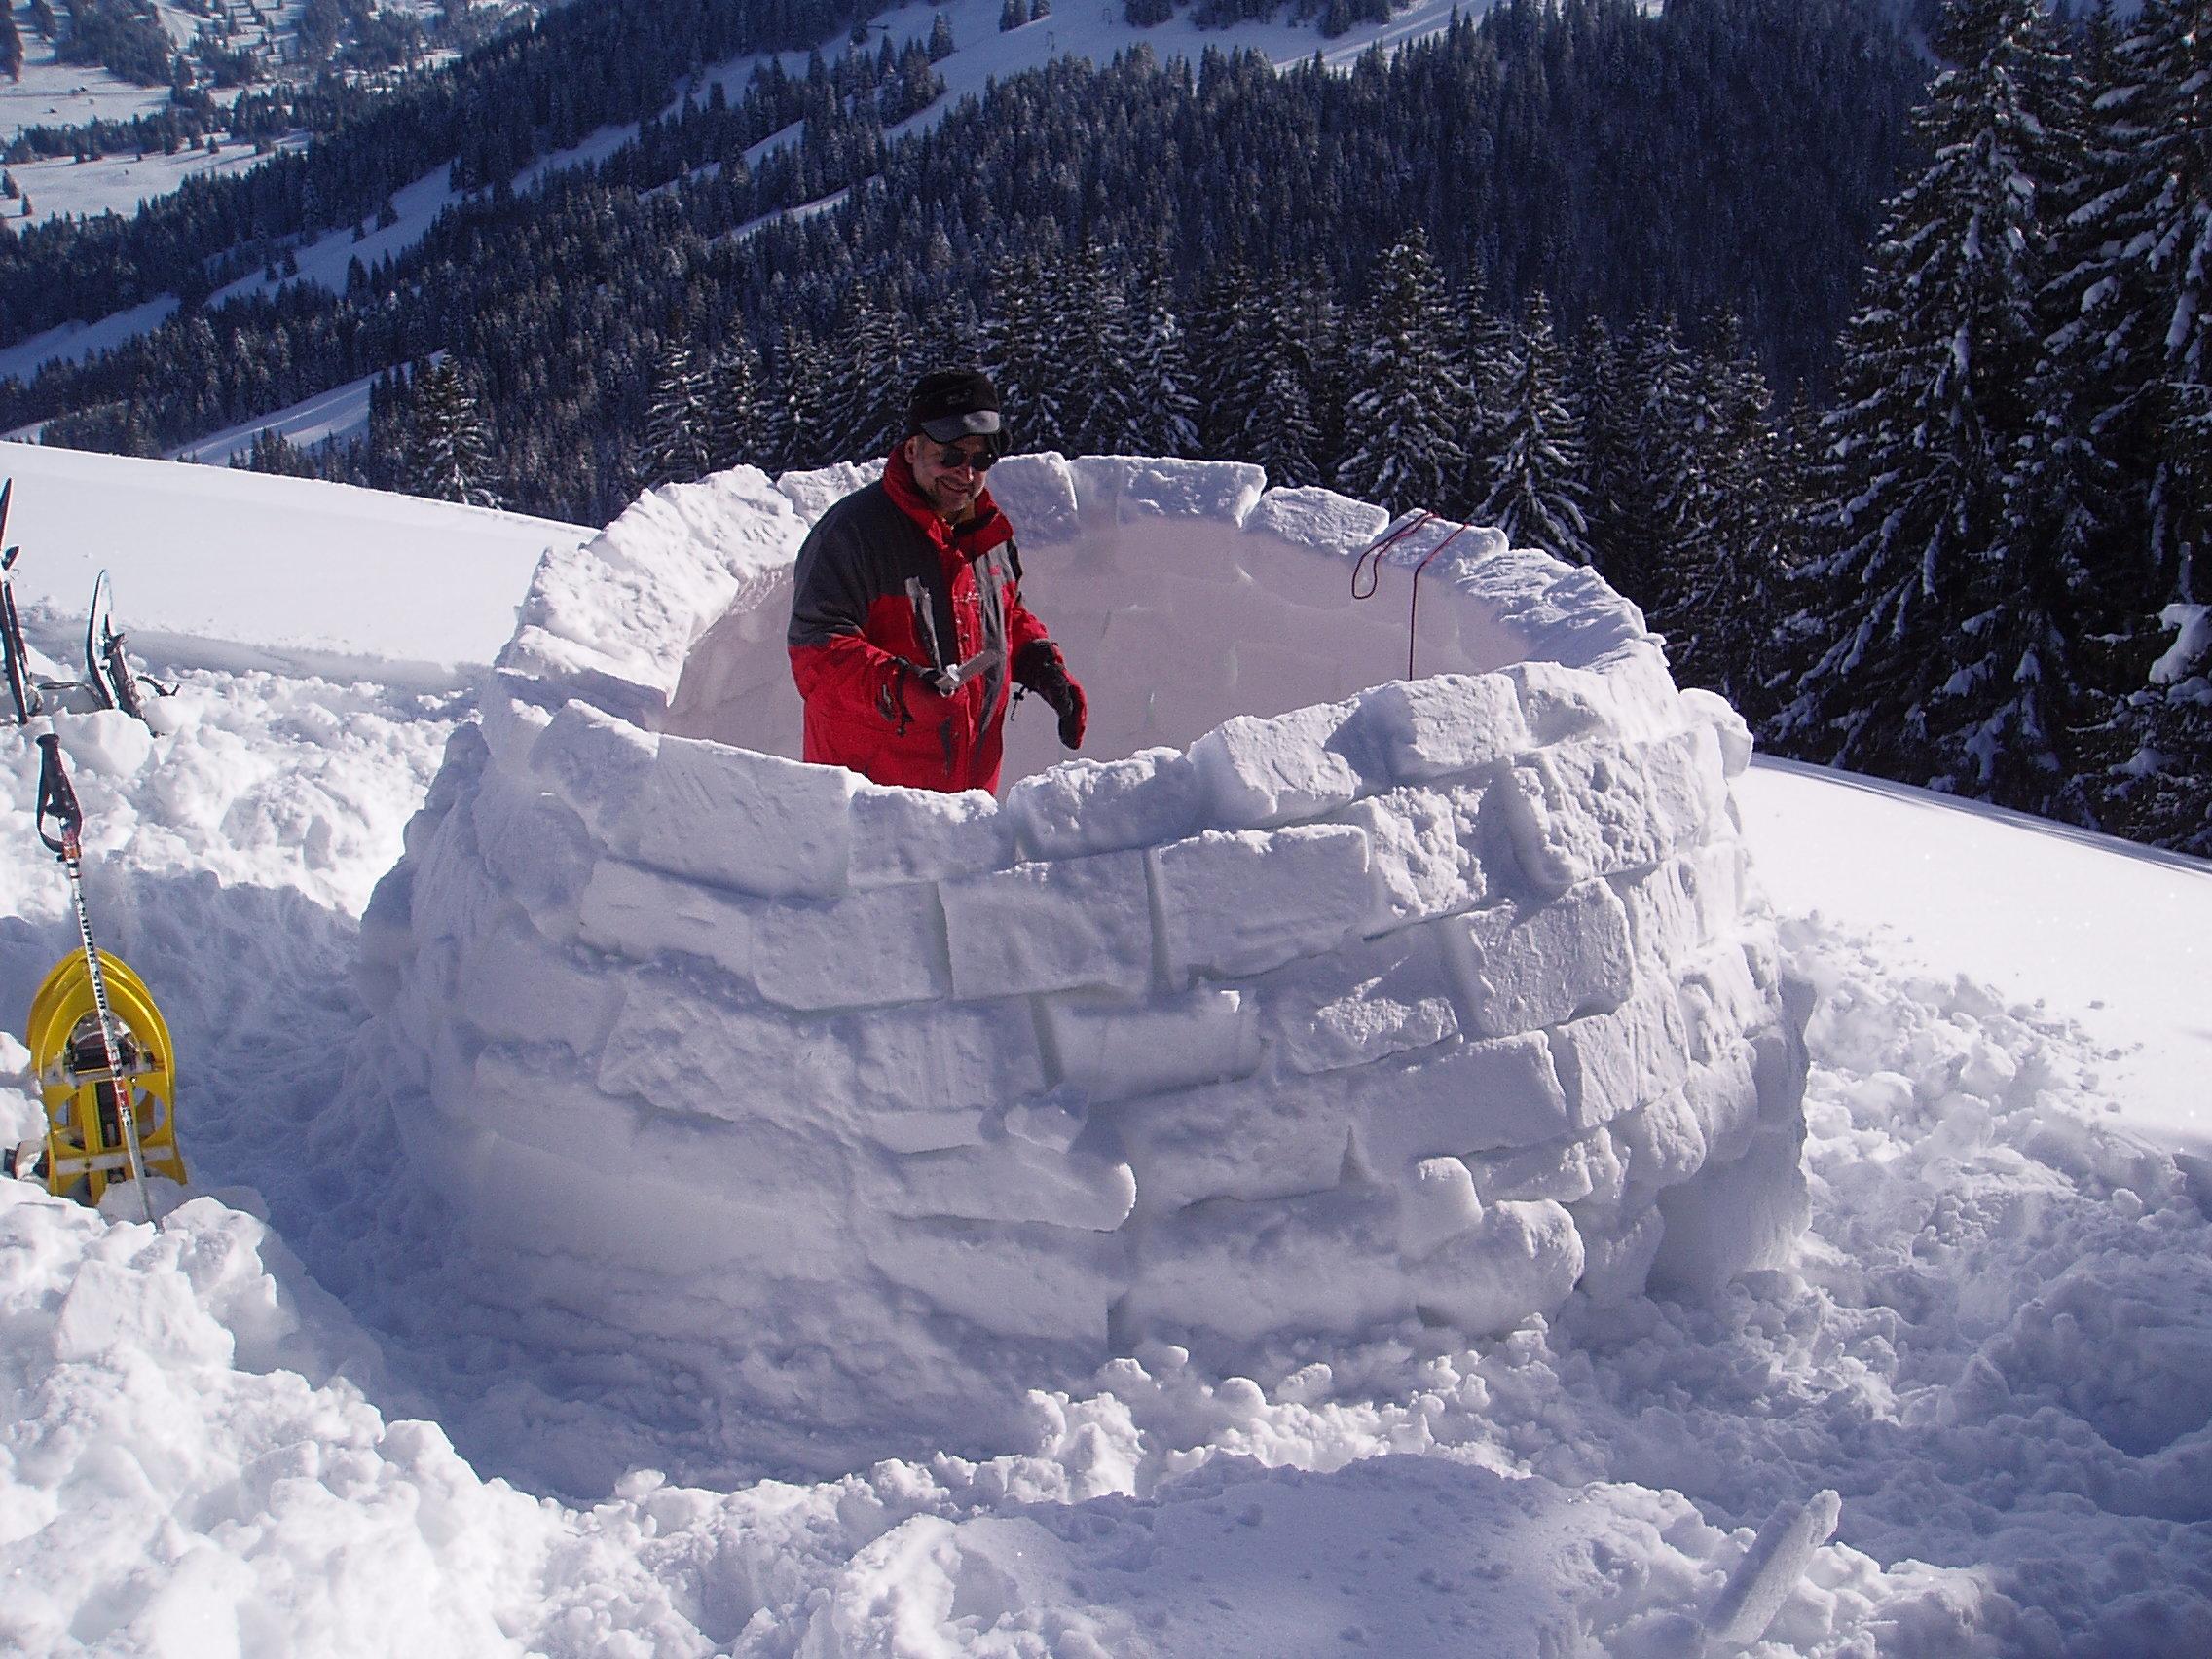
left=358, top=454, right=1811, bottom=1463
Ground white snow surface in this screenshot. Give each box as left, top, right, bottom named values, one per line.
left=0, top=451, right=2209, bottom=1654
left=0, top=440, right=588, bottom=685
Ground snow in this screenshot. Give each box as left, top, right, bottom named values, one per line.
left=0, top=448, right=2207, bottom=1653
left=0, top=439, right=588, bottom=686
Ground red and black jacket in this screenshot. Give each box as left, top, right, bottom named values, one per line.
left=787, top=449, right=1051, bottom=793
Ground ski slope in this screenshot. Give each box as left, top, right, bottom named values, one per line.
left=0, top=450, right=2209, bottom=1654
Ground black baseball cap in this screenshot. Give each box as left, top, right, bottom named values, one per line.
left=907, top=367, right=1004, bottom=443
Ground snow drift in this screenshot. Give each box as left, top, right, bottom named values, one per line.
left=352, top=454, right=1811, bottom=1450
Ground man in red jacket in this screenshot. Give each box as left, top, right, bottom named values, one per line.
left=787, top=367, right=1087, bottom=793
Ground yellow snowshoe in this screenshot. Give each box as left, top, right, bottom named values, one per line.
left=25, top=948, right=185, bottom=1205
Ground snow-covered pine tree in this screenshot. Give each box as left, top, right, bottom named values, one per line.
left=1649, top=315, right=1787, bottom=705
left=1602, top=312, right=1699, bottom=608
left=1567, top=316, right=1630, bottom=579
left=705, top=335, right=767, bottom=472
left=1235, top=265, right=1342, bottom=487
left=407, top=358, right=501, bottom=508
left=1338, top=228, right=1466, bottom=517
left=1768, top=0, right=2069, bottom=799
left=767, top=326, right=834, bottom=472
left=980, top=249, right=1062, bottom=453
left=1051, top=240, right=1142, bottom=456
left=821, top=287, right=909, bottom=463
left=1126, top=244, right=1200, bottom=457
left=1190, top=254, right=1262, bottom=461
left=639, top=340, right=718, bottom=488
left=1476, top=290, right=1592, bottom=564
left=2095, top=0, right=2212, bottom=845
left=1453, top=265, right=1518, bottom=510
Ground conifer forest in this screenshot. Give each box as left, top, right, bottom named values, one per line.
left=0, top=0, right=2204, bottom=852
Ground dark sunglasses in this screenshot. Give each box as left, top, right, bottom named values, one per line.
left=931, top=438, right=1000, bottom=472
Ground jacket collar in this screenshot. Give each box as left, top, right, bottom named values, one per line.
left=883, top=446, right=1014, bottom=563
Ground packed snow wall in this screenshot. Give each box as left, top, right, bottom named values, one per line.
left=357, top=455, right=1810, bottom=1454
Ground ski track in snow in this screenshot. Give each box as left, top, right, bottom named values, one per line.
left=4, top=650, right=2210, bottom=1652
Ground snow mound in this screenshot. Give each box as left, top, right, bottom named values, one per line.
left=352, top=455, right=1811, bottom=1453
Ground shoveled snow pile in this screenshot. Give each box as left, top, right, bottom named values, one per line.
left=350, top=455, right=1812, bottom=1456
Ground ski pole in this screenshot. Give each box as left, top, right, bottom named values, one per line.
left=33, top=722, right=160, bottom=1230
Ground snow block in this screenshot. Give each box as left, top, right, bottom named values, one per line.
left=974, top=452, right=1081, bottom=543
left=1254, top=924, right=1460, bottom=1077
left=851, top=1000, right=1047, bottom=1152
left=866, top=1138, right=1136, bottom=1233
left=1649, top=1124, right=1810, bottom=1295
left=625, top=735, right=855, bottom=898
left=1640, top=724, right=1729, bottom=851
left=1153, top=824, right=1374, bottom=983
left=1680, top=686, right=1753, bottom=777
left=867, top=1218, right=1125, bottom=1343
left=1466, top=1127, right=1621, bottom=1208
left=576, top=856, right=755, bottom=981
left=1677, top=1040, right=1762, bottom=1169
left=753, top=883, right=949, bottom=1011
left=1499, top=741, right=1682, bottom=891
left=478, top=682, right=556, bottom=776
left=1609, top=1087, right=1712, bottom=1198
left=1241, top=483, right=1391, bottom=561
left=1350, top=1030, right=1576, bottom=1169
left=1126, top=1187, right=1418, bottom=1345
left=1677, top=940, right=1764, bottom=1064
left=1408, top=1198, right=1586, bottom=1334
left=1004, top=748, right=1203, bottom=861
left=529, top=697, right=661, bottom=842
left=1613, top=855, right=1709, bottom=971
left=1337, top=784, right=1495, bottom=935
left=467, top=764, right=597, bottom=929
left=1189, top=702, right=1371, bottom=830
left=1571, top=1203, right=1666, bottom=1307
left=846, top=783, right=1009, bottom=888
left=940, top=849, right=1154, bottom=1000
left=1442, top=880, right=1636, bottom=1039
left=454, top=912, right=626, bottom=1054
left=1111, top=1070, right=1363, bottom=1215
left=1396, top=1156, right=1486, bottom=1259
left=597, top=975, right=822, bottom=1126
left=1071, top=455, right=1267, bottom=529
left=1550, top=978, right=1694, bottom=1133
left=1356, top=674, right=1531, bottom=785
left=1042, top=987, right=1260, bottom=1104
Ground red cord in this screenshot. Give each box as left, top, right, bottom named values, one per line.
left=1350, top=511, right=1434, bottom=600
left=1350, top=511, right=1470, bottom=681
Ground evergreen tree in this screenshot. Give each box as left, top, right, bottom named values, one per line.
left=980, top=249, right=1061, bottom=452
left=640, top=339, right=717, bottom=487
left=926, top=12, right=954, bottom=60
left=1454, top=265, right=1519, bottom=512
left=1338, top=228, right=1465, bottom=516
left=1125, top=246, right=1200, bottom=457
left=1050, top=239, right=1141, bottom=455
left=706, top=334, right=768, bottom=471
left=821, top=285, right=908, bottom=462
left=1770, top=0, right=2069, bottom=798
left=406, top=357, right=501, bottom=507
left=1651, top=315, right=1786, bottom=703
left=1476, top=290, right=1592, bottom=564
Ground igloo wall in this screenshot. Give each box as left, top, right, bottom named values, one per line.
left=357, top=455, right=1810, bottom=1454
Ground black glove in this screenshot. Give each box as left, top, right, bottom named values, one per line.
left=1014, top=640, right=1087, bottom=750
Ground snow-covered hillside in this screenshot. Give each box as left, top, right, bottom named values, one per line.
left=2, top=450, right=2209, bottom=1654
left=0, top=0, right=1471, bottom=392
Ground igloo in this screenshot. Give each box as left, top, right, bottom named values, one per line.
left=357, top=455, right=1810, bottom=1456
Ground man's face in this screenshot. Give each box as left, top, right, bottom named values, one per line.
left=905, top=433, right=996, bottom=520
